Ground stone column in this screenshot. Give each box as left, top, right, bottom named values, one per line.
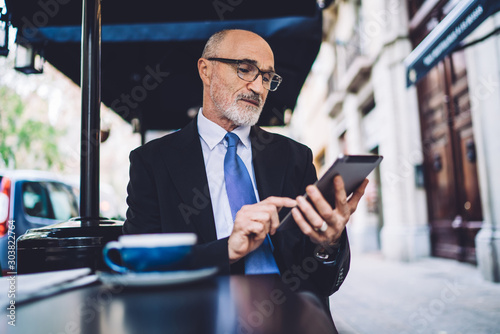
left=373, top=37, right=430, bottom=261
left=465, top=13, right=500, bottom=282
left=342, top=92, right=382, bottom=253
left=365, top=0, right=429, bottom=261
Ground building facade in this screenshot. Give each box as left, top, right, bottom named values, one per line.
left=289, top=0, right=500, bottom=282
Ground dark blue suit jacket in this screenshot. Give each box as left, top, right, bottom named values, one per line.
left=123, top=116, right=350, bottom=308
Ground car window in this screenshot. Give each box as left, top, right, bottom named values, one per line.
left=23, top=181, right=79, bottom=220
left=23, top=182, right=51, bottom=218
left=46, top=182, right=78, bottom=220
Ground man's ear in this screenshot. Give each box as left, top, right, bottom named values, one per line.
left=198, top=58, right=211, bottom=86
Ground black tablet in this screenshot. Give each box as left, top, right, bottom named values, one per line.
left=278, top=154, right=383, bottom=231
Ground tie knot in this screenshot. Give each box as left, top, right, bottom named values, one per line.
left=225, top=132, right=240, bottom=148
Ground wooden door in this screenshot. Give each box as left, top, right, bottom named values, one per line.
left=416, top=47, right=483, bottom=264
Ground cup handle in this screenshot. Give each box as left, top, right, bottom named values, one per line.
left=103, top=241, right=127, bottom=273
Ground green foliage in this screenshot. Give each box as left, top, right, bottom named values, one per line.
left=0, top=86, right=64, bottom=170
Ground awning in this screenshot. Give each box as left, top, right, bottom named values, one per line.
left=4, top=0, right=325, bottom=130
left=404, top=0, right=500, bottom=87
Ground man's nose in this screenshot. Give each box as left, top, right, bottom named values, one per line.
left=247, top=74, right=266, bottom=95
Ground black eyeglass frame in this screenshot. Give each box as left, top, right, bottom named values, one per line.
left=207, top=57, right=282, bottom=91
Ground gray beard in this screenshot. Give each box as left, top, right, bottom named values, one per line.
left=210, top=81, right=263, bottom=127
left=222, top=99, right=262, bottom=127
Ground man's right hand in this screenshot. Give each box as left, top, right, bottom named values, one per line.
left=228, top=196, right=296, bottom=264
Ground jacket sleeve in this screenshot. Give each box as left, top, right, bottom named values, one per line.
left=123, top=148, right=233, bottom=274
left=305, top=230, right=351, bottom=296
left=123, top=148, right=162, bottom=234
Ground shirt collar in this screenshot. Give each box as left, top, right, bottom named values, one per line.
left=198, top=108, right=252, bottom=150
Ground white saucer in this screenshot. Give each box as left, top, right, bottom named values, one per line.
left=97, top=267, right=218, bottom=288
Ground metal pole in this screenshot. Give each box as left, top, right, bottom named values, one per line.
left=79, top=0, right=101, bottom=226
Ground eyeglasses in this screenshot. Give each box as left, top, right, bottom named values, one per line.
left=208, top=57, right=282, bottom=91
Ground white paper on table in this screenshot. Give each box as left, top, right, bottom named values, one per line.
left=0, top=268, right=97, bottom=306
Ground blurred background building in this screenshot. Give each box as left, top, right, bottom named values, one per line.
left=288, top=0, right=500, bottom=283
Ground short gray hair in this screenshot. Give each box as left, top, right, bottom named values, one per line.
left=201, top=30, right=231, bottom=58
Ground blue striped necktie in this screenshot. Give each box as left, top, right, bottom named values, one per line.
left=224, top=132, right=280, bottom=275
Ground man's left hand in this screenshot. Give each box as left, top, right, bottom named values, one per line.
left=291, top=175, right=369, bottom=246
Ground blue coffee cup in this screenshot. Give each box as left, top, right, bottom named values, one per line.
left=103, top=233, right=197, bottom=273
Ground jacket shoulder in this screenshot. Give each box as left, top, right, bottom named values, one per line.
left=131, top=120, right=196, bottom=159
left=251, top=126, right=312, bottom=155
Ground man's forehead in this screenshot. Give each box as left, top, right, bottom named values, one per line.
left=218, top=31, right=275, bottom=70
left=236, top=58, right=273, bottom=72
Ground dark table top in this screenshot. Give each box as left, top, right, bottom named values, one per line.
left=11, top=273, right=335, bottom=334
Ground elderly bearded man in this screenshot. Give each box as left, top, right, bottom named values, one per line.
left=123, top=29, right=368, bottom=324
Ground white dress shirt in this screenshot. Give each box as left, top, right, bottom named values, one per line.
left=197, top=109, right=260, bottom=239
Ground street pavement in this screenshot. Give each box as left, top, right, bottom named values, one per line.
left=329, top=252, right=500, bottom=334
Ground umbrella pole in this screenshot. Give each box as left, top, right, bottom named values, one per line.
left=79, top=0, right=101, bottom=227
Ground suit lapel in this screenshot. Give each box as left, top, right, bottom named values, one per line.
left=160, top=118, right=217, bottom=243
left=250, top=127, right=293, bottom=273
left=250, top=126, right=288, bottom=200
